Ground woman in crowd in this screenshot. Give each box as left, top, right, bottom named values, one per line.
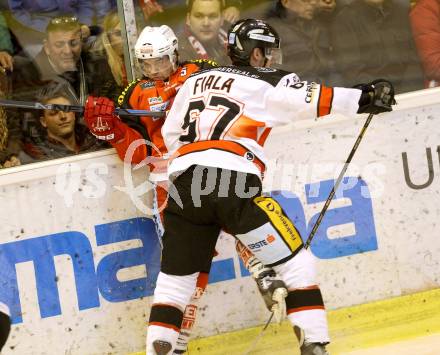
left=88, top=11, right=127, bottom=102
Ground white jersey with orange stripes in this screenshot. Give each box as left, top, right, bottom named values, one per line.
left=162, top=66, right=362, bottom=179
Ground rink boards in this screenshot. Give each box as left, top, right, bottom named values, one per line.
left=0, top=88, right=439, bottom=354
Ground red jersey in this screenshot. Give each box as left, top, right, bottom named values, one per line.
left=111, top=60, right=216, bottom=180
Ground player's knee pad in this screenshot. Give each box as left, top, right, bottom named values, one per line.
left=0, top=310, right=11, bottom=351
left=273, top=248, right=317, bottom=289
left=236, top=196, right=303, bottom=267
left=153, top=272, right=198, bottom=310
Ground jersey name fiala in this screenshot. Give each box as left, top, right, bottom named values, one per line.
left=193, top=75, right=235, bottom=96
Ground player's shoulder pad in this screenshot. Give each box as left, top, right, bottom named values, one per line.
left=251, top=67, right=297, bottom=87
left=184, top=59, right=219, bottom=70
left=117, top=78, right=141, bottom=107
left=277, top=72, right=303, bottom=88
left=211, top=65, right=293, bottom=87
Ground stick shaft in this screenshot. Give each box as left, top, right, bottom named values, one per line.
left=243, top=312, right=274, bottom=355
left=304, top=113, right=374, bottom=249
left=0, top=99, right=165, bottom=118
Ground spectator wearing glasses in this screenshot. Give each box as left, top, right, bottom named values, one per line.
left=10, top=16, right=100, bottom=160
left=21, top=81, right=107, bottom=163
left=7, top=0, right=94, bottom=58
left=177, top=0, right=231, bottom=65
left=12, top=16, right=91, bottom=105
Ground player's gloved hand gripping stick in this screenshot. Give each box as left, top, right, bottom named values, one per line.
left=305, top=79, right=396, bottom=249
left=244, top=80, right=396, bottom=355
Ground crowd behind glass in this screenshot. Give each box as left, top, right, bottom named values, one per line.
left=0, top=0, right=435, bottom=168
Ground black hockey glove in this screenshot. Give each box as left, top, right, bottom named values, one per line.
left=355, top=79, right=396, bottom=114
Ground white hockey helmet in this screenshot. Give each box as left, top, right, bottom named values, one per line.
left=134, top=25, right=178, bottom=62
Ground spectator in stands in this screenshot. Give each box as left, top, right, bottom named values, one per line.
left=331, top=0, right=424, bottom=93
left=0, top=92, right=22, bottom=168
left=21, top=82, right=107, bottom=162
left=410, top=0, right=440, bottom=88
left=0, top=11, right=14, bottom=73
left=12, top=15, right=91, bottom=104
left=7, top=0, right=94, bottom=57
left=265, top=0, right=337, bottom=84
left=93, top=0, right=115, bottom=25
left=138, top=0, right=242, bottom=23
left=314, top=0, right=344, bottom=84
left=139, top=0, right=164, bottom=21
left=177, top=0, right=230, bottom=65
left=314, top=0, right=337, bottom=25
left=0, top=57, right=22, bottom=168
left=88, top=11, right=127, bottom=101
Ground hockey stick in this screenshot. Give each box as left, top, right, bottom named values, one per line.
left=243, top=311, right=274, bottom=355
left=304, top=112, right=374, bottom=249
left=244, top=112, right=376, bottom=354
left=0, top=98, right=166, bottom=118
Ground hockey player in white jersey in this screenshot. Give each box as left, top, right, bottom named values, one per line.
left=146, top=18, right=395, bottom=355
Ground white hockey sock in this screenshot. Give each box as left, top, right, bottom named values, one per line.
left=146, top=272, right=198, bottom=354
left=288, top=309, right=330, bottom=344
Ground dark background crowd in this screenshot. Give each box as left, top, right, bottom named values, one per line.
left=0, top=0, right=436, bottom=169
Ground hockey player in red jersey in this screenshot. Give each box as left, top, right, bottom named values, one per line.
left=146, top=19, right=395, bottom=355
left=83, top=24, right=287, bottom=354
left=84, top=25, right=212, bottom=354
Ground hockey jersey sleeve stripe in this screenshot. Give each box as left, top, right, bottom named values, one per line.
left=317, top=85, right=334, bottom=117
left=174, top=140, right=265, bottom=174
left=257, top=127, right=272, bottom=145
